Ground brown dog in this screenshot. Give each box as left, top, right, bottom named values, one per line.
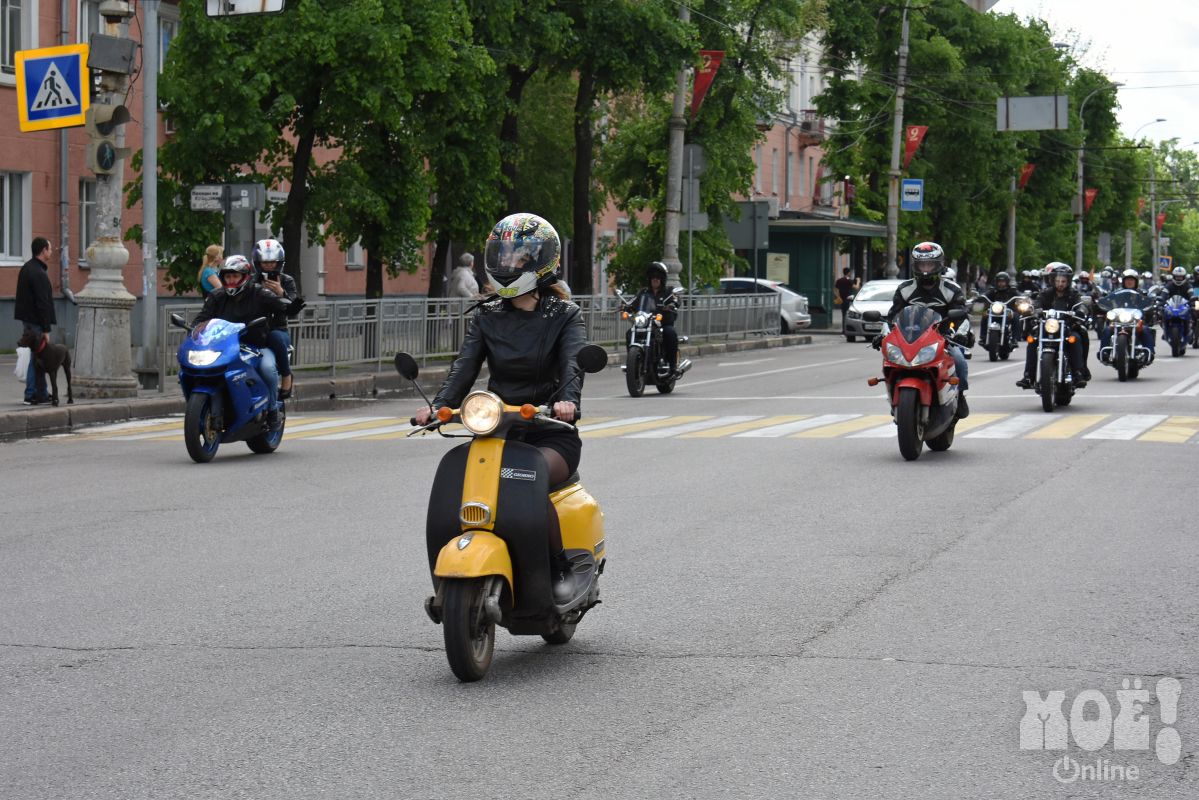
left=17, top=331, right=73, bottom=406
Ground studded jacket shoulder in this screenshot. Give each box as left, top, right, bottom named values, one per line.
left=433, top=294, right=587, bottom=409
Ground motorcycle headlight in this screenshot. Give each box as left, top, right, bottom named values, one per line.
left=990, top=302, right=1005, bottom=315
left=1015, top=300, right=1031, bottom=314
left=885, top=343, right=908, bottom=366
left=1116, top=310, right=1133, bottom=324
left=460, top=391, right=503, bottom=435
left=634, top=312, right=650, bottom=327
left=1044, top=318, right=1061, bottom=334
left=187, top=349, right=221, bottom=366
left=1106, top=310, right=1117, bottom=321
left=910, top=344, right=939, bottom=366
left=1131, top=309, right=1143, bottom=321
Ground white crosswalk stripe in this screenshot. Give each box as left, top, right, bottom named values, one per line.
left=1082, top=414, right=1169, bottom=440
left=733, top=414, right=859, bottom=438
left=965, top=414, right=1051, bottom=439
left=627, top=415, right=761, bottom=438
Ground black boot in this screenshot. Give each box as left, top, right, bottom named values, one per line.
left=1016, top=375, right=1032, bottom=389
left=551, top=551, right=576, bottom=605
left=956, top=393, right=970, bottom=419
left=267, top=408, right=282, bottom=431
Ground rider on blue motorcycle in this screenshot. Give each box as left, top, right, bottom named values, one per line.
left=1098, top=268, right=1156, bottom=358
left=1160, top=266, right=1192, bottom=301
left=875, top=241, right=970, bottom=418
left=192, top=255, right=291, bottom=428
left=1018, top=262, right=1090, bottom=389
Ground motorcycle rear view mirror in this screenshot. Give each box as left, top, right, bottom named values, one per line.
left=946, top=308, right=968, bottom=322
left=169, top=313, right=190, bottom=330
left=862, top=310, right=882, bottom=323
left=394, top=352, right=420, bottom=381
left=576, top=344, right=608, bottom=374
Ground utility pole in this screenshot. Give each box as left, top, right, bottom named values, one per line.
left=140, top=0, right=159, bottom=377
left=884, top=1, right=910, bottom=278
left=1150, top=159, right=1157, bottom=273
left=661, top=1, right=689, bottom=288
left=73, top=0, right=138, bottom=398
left=1007, top=173, right=1017, bottom=272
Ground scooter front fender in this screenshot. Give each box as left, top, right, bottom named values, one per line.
left=434, top=531, right=514, bottom=595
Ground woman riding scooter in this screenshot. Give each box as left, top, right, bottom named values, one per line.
left=414, top=213, right=586, bottom=603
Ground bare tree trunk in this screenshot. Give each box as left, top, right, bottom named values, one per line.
left=428, top=235, right=450, bottom=297
left=501, top=65, right=534, bottom=214
left=570, top=69, right=596, bottom=295
left=282, top=115, right=319, bottom=298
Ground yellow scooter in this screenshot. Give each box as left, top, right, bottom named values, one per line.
left=396, top=345, right=609, bottom=682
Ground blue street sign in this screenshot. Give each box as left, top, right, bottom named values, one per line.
left=16, top=44, right=89, bottom=132
left=900, top=178, right=924, bottom=212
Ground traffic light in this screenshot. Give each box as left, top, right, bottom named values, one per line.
left=84, top=102, right=130, bottom=175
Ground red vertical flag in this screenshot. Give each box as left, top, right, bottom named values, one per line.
left=1018, top=163, right=1037, bottom=189
left=1157, top=212, right=1167, bottom=231
left=691, top=50, right=724, bottom=118
left=902, top=125, right=928, bottom=169
left=1138, top=197, right=1146, bottom=216
left=1084, top=188, right=1099, bottom=214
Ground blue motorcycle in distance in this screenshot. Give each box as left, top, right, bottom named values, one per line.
left=170, top=314, right=285, bottom=463
left=1161, top=295, right=1191, bottom=358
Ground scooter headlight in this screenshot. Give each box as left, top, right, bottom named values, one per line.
left=910, top=344, right=939, bottom=366
left=460, top=391, right=504, bottom=435
left=990, top=302, right=1005, bottom=315
left=1116, top=310, right=1133, bottom=324
left=1044, top=318, right=1061, bottom=335
left=187, top=349, right=221, bottom=367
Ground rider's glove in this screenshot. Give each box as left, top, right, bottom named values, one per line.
left=871, top=334, right=883, bottom=350
left=286, top=296, right=307, bottom=318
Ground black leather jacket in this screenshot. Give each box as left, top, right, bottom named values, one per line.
left=192, top=286, right=292, bottom=347
left=256, top=272, right=299, bottom=330
left=987, top=285, right=1021, bottom=302
left=1161, top=281, right=1193, bottom=300
left=886, top=278, right=966, bottom=321
left=433, top=295, right=587, bottom=409
left=629, top=287, right=678, bottom=326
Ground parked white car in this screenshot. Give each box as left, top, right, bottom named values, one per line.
left=718, top=278, right=811, bottom=333
left=843, top=279, right=902, bottom=342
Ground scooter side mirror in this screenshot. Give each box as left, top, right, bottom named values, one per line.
left=576, top=344, right=608, bottom=374
left=946, top=308, right=968, bottom=322
left=394, top=352, right=420, bottom=380
left=862, top=310, right=882, bottom=323
left=169, top=313, right=189, bottom=330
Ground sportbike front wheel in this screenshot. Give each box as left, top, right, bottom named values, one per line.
left=895, top=387, right=924, bottom=461
left=184, top=393, right=221, bottom=463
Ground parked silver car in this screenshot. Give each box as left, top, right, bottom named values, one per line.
left=719, top=278, right=811, bottom=333
left=843, top=279, right=902, bottom=342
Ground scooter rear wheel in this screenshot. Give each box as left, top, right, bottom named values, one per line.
left=442, top=578, right=495, bottom=682
left=184, top=393, right=221, bottom=463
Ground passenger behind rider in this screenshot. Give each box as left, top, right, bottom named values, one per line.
left=1017, top=262, right=1090, bottom=389
left=413, top=213, right=585, bottom=603
left=191, top=255, right=292, bottom=428
left=874, top=241, right=971, bottom=418
left=252, top=239, right=303, bottom=399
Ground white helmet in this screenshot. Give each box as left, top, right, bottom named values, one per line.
left=1171, top=266, right=1188, bottom=285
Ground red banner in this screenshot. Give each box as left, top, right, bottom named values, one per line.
left=1157, top=212, right=1167, bottom=231
left=1138, top=197, right=1146, bottom=216
left=902, top=125, right=928, bottom=170
left=691, top=50, right=724, bottom=118
left=1018, top=163, right=1037, bottom=189
left=1084, top=188, right=1099, bottom=214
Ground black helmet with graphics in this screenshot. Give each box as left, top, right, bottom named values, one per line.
left=910, top=241, right=944, bottom=286
left=483, top=213, right=561, bottom=300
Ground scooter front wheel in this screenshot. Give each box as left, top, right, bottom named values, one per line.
left=184, top=392, right=221, bottom=463
left=442, top=578, right=495, bottom=682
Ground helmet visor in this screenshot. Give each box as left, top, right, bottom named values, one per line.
left=485, top=238, right=544, bottom=279
left=914, top=259, right=940, bottom=275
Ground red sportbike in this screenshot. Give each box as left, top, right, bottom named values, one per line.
left=863, top=305, right=968, bottom=461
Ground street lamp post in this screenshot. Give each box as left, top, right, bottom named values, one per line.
left=1075, top=82, right=1124, bottom=271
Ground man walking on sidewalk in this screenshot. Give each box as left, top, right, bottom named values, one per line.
left=834, top=267, right=858, bottom=332
left=14, top=237, right=55, bottom=405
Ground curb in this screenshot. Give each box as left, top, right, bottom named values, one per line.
left=1, top=333, right=812, bottom=441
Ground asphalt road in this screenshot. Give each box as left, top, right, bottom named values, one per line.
left=1, top=337, right=1196, bottom=799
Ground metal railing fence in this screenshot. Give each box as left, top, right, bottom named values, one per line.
left=158, top=293, right=780, bottom=390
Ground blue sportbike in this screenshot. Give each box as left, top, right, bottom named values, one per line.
left=1160, top=295, right=1191, bottom=358
left=170, top=314, right=285, bottom=463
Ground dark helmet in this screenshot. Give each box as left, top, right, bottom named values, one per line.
left=219, top=255, right=253, bottom=297
left=910, top=241, right=944, bottom=285
left=252, top=238, right=285, bottom=277
left=483, top=213, right=561, bottom=299
left=995, top=271, right=1011, bottom=287
left=1047, top=261, right=1072, bottom=288
left=647, top=261, right=668, bottom=286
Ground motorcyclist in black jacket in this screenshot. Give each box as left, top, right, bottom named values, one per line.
left=413, top=213, right=586, bottom=603
left=252, top=238, right=302, bottom=399
left=627, top=261, right=681, bottom=372
left=192, top=255, right=292, bottom=427
left=1017, top=262, right=1090, bottom=389
left=1160, top=266, right=1193, bottom=301
left=875, top=241, right=971, bottom=418
left=978, top=271, right=1021, bottom=350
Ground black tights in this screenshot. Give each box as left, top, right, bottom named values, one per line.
left=540, top=447, right=568, bottom=555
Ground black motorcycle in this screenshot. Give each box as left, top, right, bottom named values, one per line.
left=972, top=293, right=1026, bottom=361
left=621, top=289, right=691, bottom=396
left=1023, top=301, right=1090, bottom=412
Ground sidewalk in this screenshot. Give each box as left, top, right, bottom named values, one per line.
left=0, top=332, right=813, bottom=440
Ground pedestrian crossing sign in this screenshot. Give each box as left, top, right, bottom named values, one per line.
left=15, top=44, right=89, bottom=132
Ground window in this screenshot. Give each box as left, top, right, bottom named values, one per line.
left=0, top=172, right=28, bottom=260
left=77, top=0, right=99, bottom=42
left=2, top=0, right=37, bottom=79
left=345, top=239, right=364, bottom=270
left=79, top=179, right=96, bottom=263
left=159, top=7, right=179, bottom=73
left=771, top=148, right=779, bottom=196
left=754, top=145, right=763, bottom=193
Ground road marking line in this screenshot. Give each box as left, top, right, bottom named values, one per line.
left=576, top=416, right=667, bottom=433
left=1025, top=414, right=1109, bottom=440
left=309, top=423, right=420, bottom=440
left=286, top=417, right=399, bottom=439
left=1161, top=371, right=1199, bottom=396
left=681, top=358, right=860, bottom=389
left=1138, top=416, right=1199, bottom=443
left=77, top=417, right=179, bottom=434
left=627, top=416, right=759, bottom=438
left=969, top=363, right=1020, bottom=377
left=1083, top=414, right=1169, bottom=440
left=948, top=413, right=1008, bottom=434
left=582, top=416, right=708, bottom=438
left=678, top=415, right=807, bottom=438
left=792, top=415, right=892, bottom=438
left=716, top=358, right=774, bottom=367
left=966, top=414, right=1053, bottom=439
left=734, top=414, right=855, bottom=438
left=848, top=422, right=896, bottom=438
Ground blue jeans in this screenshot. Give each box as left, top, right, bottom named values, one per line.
left=949, top=344, right=969, bottom=391
left=22, top=323, right=49, bottom=401
left=265, top=329, right=292, bottom=377
left=258, top=348, right=279, bottom=408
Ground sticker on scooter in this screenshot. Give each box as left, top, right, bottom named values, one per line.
left=500, top=468, right=537, bottom=481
